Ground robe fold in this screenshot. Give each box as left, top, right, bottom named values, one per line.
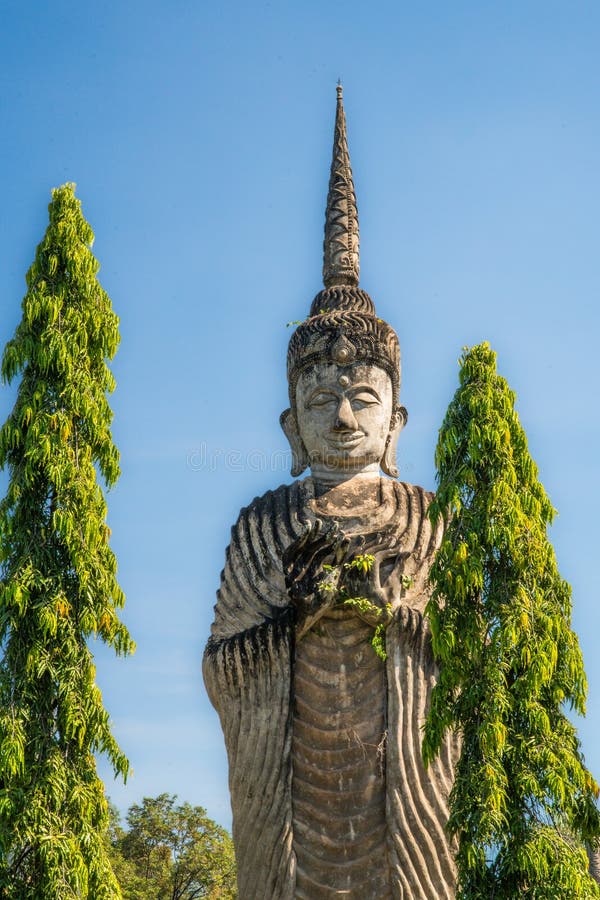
left=203, top=478, right=460, bottom=899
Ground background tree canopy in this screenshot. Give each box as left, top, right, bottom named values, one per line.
left=106, top=794, right=236, bottom=899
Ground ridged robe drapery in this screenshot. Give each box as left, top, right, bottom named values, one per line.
left=203, top=478, right=460, bottom=899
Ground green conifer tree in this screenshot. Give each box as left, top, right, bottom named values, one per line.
left=0, top=184, right=134, bottom=898
left=423, top=342, right=600, bottom=899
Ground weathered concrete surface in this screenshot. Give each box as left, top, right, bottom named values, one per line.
left=204, top=478, right=460, bottom=898
left=203, top=85, right=460, bottom=898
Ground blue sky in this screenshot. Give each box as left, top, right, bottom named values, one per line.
left=1, top=1, right=600, bottom=830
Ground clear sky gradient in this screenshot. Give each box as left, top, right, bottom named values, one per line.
left=1, top=1, right=599, bottom=829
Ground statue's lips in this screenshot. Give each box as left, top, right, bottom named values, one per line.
left=325, top=432, right=365, bottom=450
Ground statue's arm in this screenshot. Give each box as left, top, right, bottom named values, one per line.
left=588, top=845, right=600, bottom=884
left=203, top=604, right=294, bottom=712
left=203, top=499, right=349, bottom=709
left=202, top=504, right=294, bottom=710
left=202, top=488, right=311, bottom=709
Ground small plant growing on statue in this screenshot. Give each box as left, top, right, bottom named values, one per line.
left=345, top=553, right=375, bottom=575
left=372, top=622, right=387, bottom=661
left=342, top=596, right=391, bottom=661
left=319, top=554, right=411, bottom=661
left=285, top=310, right=328, bottom=327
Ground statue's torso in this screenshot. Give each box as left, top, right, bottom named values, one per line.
left=293, top=607, right=391, bottom=899
left=204, top=478, right=459, bottom=899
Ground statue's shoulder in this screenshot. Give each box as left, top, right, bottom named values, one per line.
left=392, top=479, right=436, bottom=510
left=230, top=479, right=310, bottom=542
left=236, top=480, right=306, bottom=518
left=390, top=480, right=443, bottom=553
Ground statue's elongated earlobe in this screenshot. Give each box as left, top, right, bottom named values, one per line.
left=280, top=408, right=310, bottom=477
left=381, top=404, right=407, bottom=478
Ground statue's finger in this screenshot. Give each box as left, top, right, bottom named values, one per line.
left=303, top=535, right=340, bottom=573
left=333, top=537, right=350, bottom=566
left=284, top=519, right=319, bottom=569
left=309, top=519, right=322, bottom=541
left=306, top=536, right=348, bottom=575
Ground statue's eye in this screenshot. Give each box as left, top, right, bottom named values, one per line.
left=308, top=392, right=338, bottom=408
left=351, top=392, right=380, bottom=409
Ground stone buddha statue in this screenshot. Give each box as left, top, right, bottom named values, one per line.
left=203, top=86, right=459, bottom=899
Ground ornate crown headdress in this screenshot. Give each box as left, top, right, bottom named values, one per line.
left=287, top=84, right=401, bottom=405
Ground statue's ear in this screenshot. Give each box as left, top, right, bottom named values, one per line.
left=280, top=408, right=310, bottom=477
left=381, top=404, right=407, bottom=479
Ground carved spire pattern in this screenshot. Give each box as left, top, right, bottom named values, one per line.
left=323, top=84, right=360, bottom=288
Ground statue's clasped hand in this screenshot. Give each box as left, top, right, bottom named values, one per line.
left=344, top=527, right=414, bottom=613
left=341, top=553, right=394, bottom=628
left=283, top=519, right=349, bottom=637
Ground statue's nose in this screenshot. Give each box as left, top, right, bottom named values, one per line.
left=334, top=397, right=358, bottom=431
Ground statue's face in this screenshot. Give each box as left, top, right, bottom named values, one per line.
left=296, top=362, right=394, bottom=475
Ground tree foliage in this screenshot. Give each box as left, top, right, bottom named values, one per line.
left=107, top=795, right=237, bottom=899
left=0, top=184, right=134, bottom=897
left=423, top=342, right=600, bottom=898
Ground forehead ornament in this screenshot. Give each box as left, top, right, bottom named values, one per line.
left=338, top=374, right=350, bottom=387
left=331, top=335, right=357, bottom=365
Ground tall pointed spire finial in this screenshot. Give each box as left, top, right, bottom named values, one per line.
left=323, top=83, right=360, bottom=288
